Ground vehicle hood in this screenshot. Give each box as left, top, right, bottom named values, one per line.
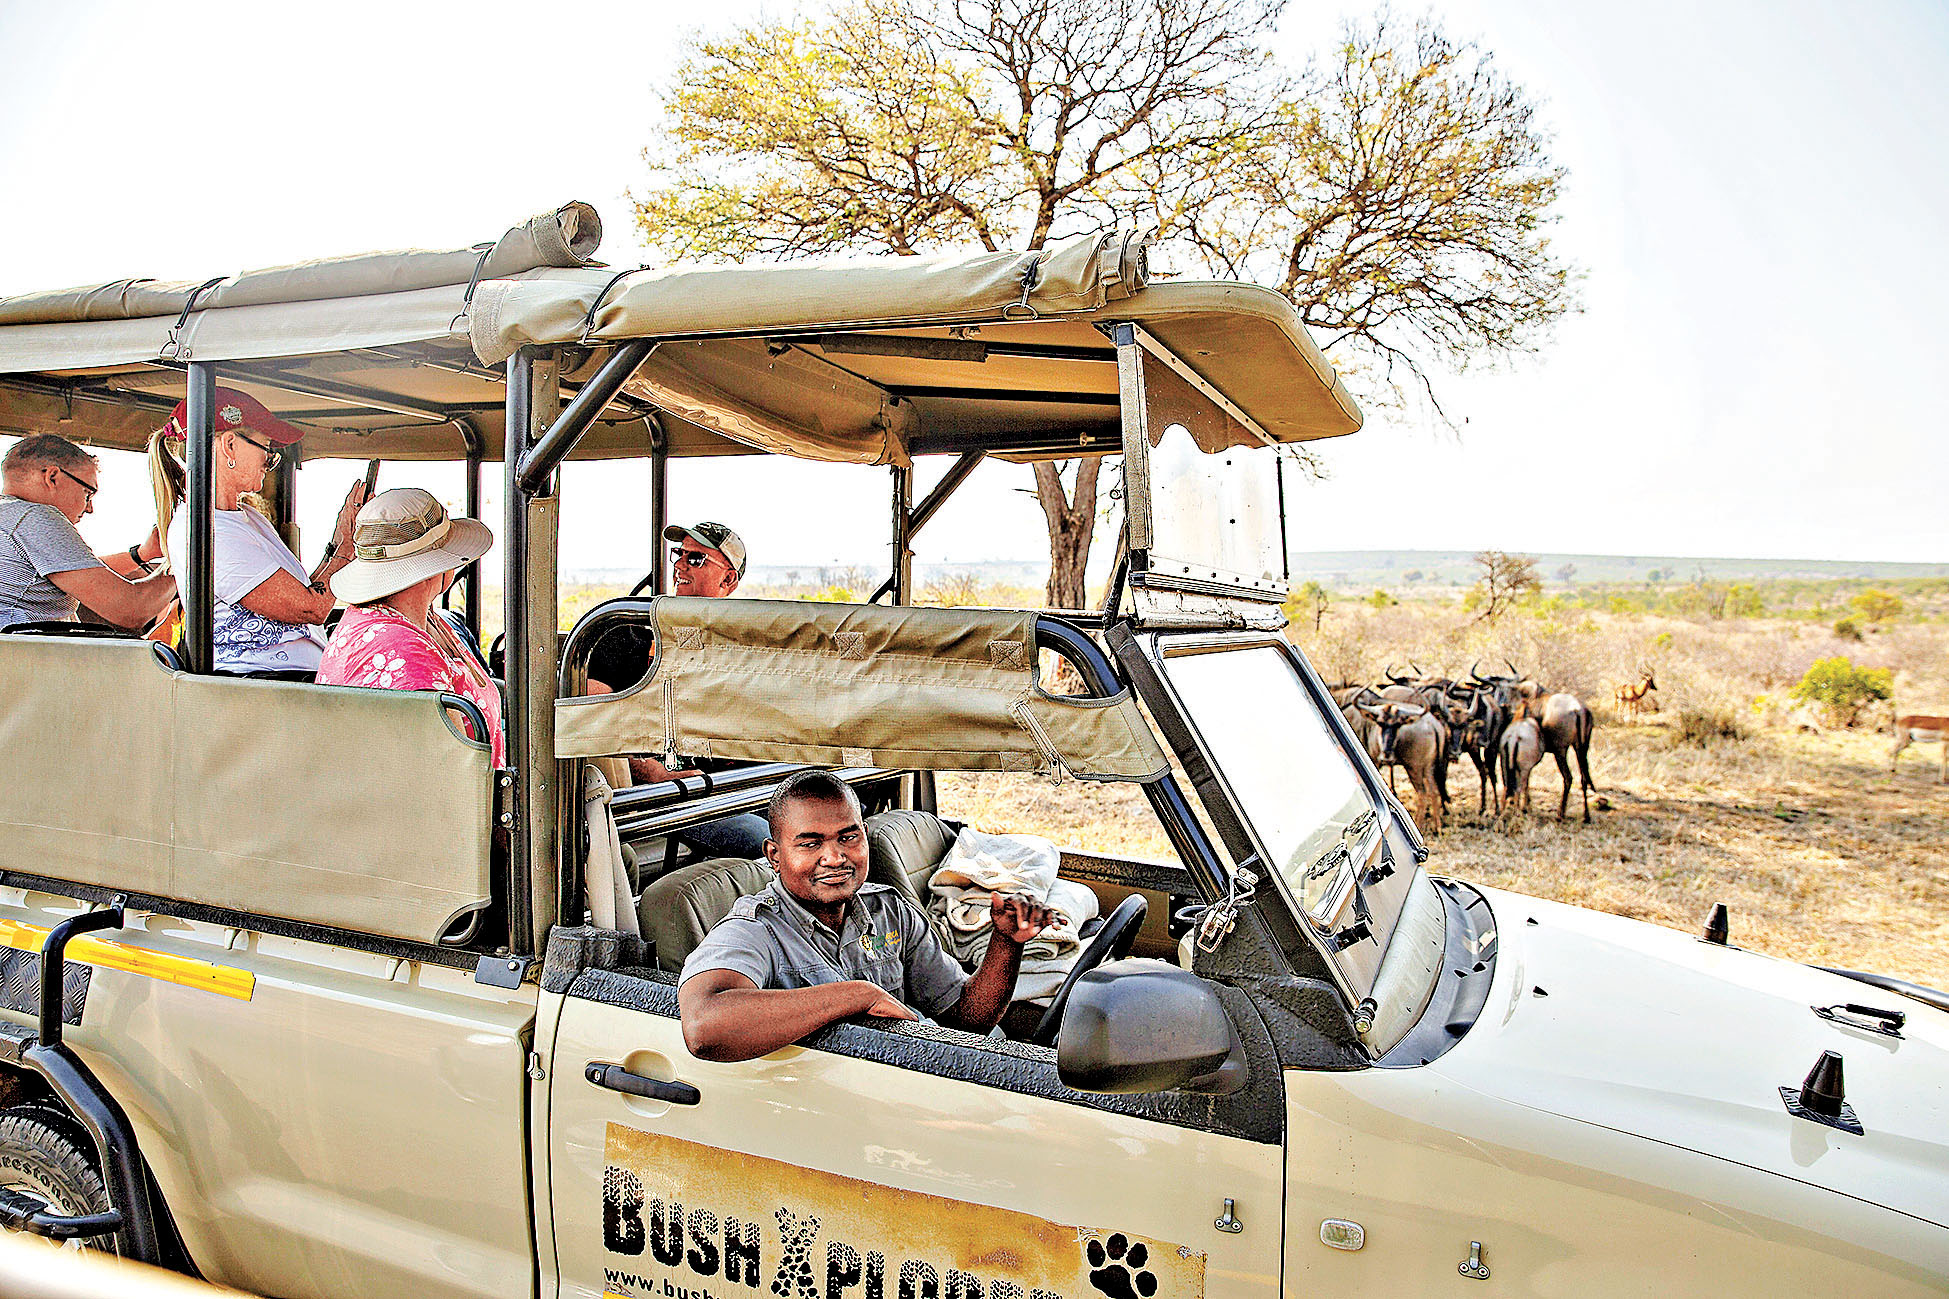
left=1439, top=887, right=1949, bottom=1228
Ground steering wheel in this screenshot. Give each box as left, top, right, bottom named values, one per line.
left=1030, top=894, right=1148, bottom=1047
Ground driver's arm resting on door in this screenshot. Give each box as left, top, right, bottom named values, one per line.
left=677, top=893, right=1051, bottom=1063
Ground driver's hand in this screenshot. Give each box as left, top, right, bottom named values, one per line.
left=854, top=984, right=919, bottom=1020
left=990, top=895, right=1053, bottom=945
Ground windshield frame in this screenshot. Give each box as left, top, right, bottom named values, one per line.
left=1123, top=628, right=1426, bottom=1006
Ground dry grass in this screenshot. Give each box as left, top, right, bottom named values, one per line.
left=941, top=605, right=1949, bottom=993
left=1435, top=720, right=1949, bottom=991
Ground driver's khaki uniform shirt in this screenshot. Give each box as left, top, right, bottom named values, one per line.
left=680, top=879, right=967, bottom=1018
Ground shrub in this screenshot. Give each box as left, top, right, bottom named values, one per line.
left=1789, top=656, right=1893, bottom=726
left=1851, top=589, right=1904, bottom=624
left=1832, top=616, right=1863, bottom=641
left=1367, top=588, right=1396, bottom=609
left=1674, top=706, right=1746, bottom=747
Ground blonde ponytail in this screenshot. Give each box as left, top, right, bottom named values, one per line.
left=147, top=429, right=185, bottom=570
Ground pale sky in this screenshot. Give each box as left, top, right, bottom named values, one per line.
left=1, top=0, right=1943, bottom=578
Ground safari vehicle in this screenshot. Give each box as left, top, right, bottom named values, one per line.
left=0, top=203, right=1944, bottom=1299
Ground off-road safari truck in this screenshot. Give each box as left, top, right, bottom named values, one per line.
left=0, top=205, right=1944, bottom=1299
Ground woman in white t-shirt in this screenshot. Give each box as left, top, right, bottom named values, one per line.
left=154, top=388, right=366, bottom=678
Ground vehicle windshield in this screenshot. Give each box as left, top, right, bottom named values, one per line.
left=1159, top=643, right=1373, bottom=926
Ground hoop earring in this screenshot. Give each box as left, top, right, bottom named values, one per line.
left=226, top=459, right=236, bottom=468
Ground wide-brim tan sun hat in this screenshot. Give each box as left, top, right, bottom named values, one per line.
left=332, top=487, right=494, bottom=605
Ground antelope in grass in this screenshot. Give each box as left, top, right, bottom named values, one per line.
left=1614, top=669, right=1658, bottom=717
left=1890, top=712, right=1949, bottom=782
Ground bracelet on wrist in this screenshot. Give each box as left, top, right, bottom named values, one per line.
left=127, top=543, right=147, bottom=569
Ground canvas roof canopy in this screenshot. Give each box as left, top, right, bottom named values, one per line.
left=0, top=205, right=1359, bottom=466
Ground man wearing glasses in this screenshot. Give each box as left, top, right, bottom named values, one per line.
left=0, top=433, right=175, bottom=631
left=586, top=520, right=768, bottom=857
left=587, top=520, right=747, bottom=696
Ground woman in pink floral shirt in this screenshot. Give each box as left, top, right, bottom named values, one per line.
left=317, top=488, right=504, bottom=766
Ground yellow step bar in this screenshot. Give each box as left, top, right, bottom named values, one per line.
left=0, top=918, right=255, bottom=1002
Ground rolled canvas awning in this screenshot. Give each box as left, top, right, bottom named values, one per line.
left=0, top=205, right=1359, bottom=463
left=554, top=598, right=1172, bottom=781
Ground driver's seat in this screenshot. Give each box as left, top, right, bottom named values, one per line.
left=864, top=810, right=959, bottom=907
left=638, top=856, right=774, bottom=973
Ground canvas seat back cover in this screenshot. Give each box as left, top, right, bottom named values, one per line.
left=555, top=598, right=1170, bottom=782
left=0, top=637, right=494, bottom=945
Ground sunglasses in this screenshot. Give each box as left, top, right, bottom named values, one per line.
left=671, top=547, right=714, bottom=571
left=56, top=467, right=99, bottom=502
left=235, top=432, right=282, bottom=469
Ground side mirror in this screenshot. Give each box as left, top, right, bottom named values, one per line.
left=1056, top=959, right=1246, bottom=1095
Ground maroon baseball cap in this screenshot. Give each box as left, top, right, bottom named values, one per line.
left=163, top=386, right=306, bottom=445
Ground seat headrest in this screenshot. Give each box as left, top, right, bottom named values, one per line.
left=865, top=809, right=958, bottom=906
left=638, top=856, right=774, bottom=973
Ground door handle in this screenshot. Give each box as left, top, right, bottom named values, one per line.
left=585, top=1061, right=701, bottom=1105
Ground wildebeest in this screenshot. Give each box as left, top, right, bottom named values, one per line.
left=1614, top=670, right=1658, bottom=717
left=1439, top=679, right=1506, bottom=815
left=1358, top=699, right=1447, bottom=833
left=1379, top=670, right=1457, bottom=811
left=1890, top=712, right=1949, bottom=782
left=1458, top=663, right=1523, bottom=815
left=1516, top=683, right=1597, bottom=822
left=1498, top=715, right=1544, bottom=814
left=1337, top=687, right=1385, bottom=765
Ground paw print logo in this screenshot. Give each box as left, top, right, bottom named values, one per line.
left=1086, top=1233, right=1157, bottom=1299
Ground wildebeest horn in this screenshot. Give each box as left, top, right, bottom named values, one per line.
left=1504, top=658, right=1519, bottom=676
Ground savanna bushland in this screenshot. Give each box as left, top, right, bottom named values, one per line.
left=937, top=568, right=1949, bottom=990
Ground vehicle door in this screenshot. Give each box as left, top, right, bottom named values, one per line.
left=539, top=959, right=1284, bottom=1299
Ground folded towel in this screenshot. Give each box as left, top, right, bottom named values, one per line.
left=927, top=831, right=1100, bottom=1003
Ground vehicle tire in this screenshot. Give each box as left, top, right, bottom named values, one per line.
left=0, top=1105, right=116, bottom=1254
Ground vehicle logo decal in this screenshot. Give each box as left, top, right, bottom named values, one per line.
left=600, top=1124, right=1205, bottom=1299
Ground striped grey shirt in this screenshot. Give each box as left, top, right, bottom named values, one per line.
left=0, top=496, right=102, bottom=629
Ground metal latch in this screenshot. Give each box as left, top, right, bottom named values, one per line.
left=493, top=768, right=516, bottom=830
left=1458, top=1241, right=1490, bottom=1280
left=1812, top=1002, right=1904, bottom=1039
left=476, top=954, right=533, bottom=989
left=1213, top=1198, right=1243, bottom=1234
left=1197, top=857, right=1259, bottom=952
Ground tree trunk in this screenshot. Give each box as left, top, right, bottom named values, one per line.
left=1033, top=457, right=1101, bottom=610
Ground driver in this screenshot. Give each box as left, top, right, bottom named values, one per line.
left=678, top=771, right=1052, bottom=1062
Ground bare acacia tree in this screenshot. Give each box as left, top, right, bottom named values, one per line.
left=634, top=1, right=1577, bottom=605
left=1470, top=549, right=1540, bottom=624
